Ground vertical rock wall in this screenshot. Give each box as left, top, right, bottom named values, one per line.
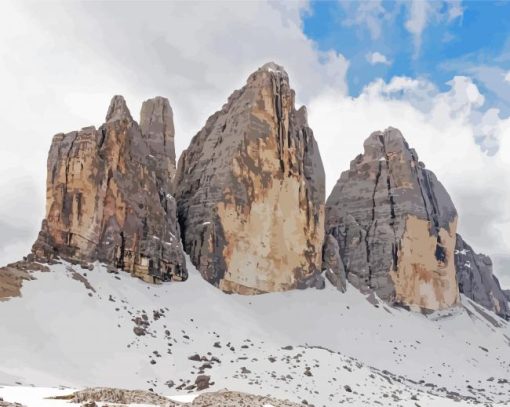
left=175, top=62, right=325, bottom=294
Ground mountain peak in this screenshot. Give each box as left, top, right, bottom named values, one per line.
left=260, top=61, right=287, bottom=74
left=105, top=95, right=133, bottom=122
left=247, top=62, right=289, bottom=84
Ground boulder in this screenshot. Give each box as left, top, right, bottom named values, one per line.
left=455, top=234, right=510, bottom=319
left=32, top=95, right=186, bottom=283
left=325, top=128, right=459, bottom=311
left=175, top=62, right=325, bottom=294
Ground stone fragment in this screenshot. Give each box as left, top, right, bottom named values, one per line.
left=322, top=234, right=347, bottom=292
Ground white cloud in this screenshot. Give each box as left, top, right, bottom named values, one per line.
left=505, top=71, right=510, bottom=83
left=446, top=0, right=464, bottom=22
left=405, top=0, right=433, bottom=56
left=342, top=0, right=390, bottom=40
left=0, top=0, right=348, bottom=265
left=308, top=75, right=510, bottom=287
left=366, top=51, right=391, bottom=66
left=405, top=0, right=464, bottom=56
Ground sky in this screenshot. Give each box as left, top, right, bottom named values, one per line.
left=1, top=0, right=510, bottom=287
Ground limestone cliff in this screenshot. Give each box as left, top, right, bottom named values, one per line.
left=174, top=62, right=325, bottom=294
left=455, top=235, right=509, bottom=319
left=325, top=128, right=459, bottom=311
left=32, top=95, right=186, bottom=282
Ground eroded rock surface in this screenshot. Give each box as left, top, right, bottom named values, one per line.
left=55, top=387, right=176, bottom=406
left=455, top=235, right=510, bottom=319
left=325, top=128, right=459, bottom=311
left=175, top=62, right=325, bottom=294
left=32, top=95, right=186, bottom=283
left=0, top=260, right=47, bottom=301
left=190, top=389, right=302, bottom=406
left=55, top=388, right=302, bottom=406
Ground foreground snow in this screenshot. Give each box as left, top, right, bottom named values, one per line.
left=0, top=259, right=509, bottom=406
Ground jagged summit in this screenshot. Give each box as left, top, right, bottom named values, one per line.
left=260, top=61, right=287, bottom=73
left=248, top=62, right=290, bottom=84
left=140, top=96, right=177, bottom=183
left=32, top=94, right=185, bottom=282
left=105, top=95, right=133, bottom=122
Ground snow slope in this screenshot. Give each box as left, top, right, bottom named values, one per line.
left=0, top=259, right=509, bottom=406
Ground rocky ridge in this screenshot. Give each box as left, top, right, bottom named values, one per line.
left=455, top=234, right=509, bottom=319
left=31, top=95, right=186, bottom=283
left=52, top=387, right=303, bottom=406
left=174, top=62, right=325, bottom=294
left=0, top=62, right=505, bottom=317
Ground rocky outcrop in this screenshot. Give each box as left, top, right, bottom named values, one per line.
left=322, top=235, right=347, bottom=292
left=190, top=390, right=303, bottom=406
left=32, top=95, right=186, bottom=283
left=175, top=62, right=325, bottom=294
left=0, top=260, right=48, bottom=301
left=55, top=388, right=302, bottom=406
left=455, top=235, right=510, bottom=319
left=325, top=128, right=459, bottom=311
left=56, top=387, right=175, bottom=405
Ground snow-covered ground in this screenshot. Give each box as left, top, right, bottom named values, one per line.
left=0, top=258, right=509, bottom=406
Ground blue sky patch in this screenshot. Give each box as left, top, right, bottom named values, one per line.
left=303, top=0, right=510, bottom=114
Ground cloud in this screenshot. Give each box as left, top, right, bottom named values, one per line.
left=506, top=71, right=510, bottom=83
left=404, top=0, right=464, bottom=56
left=341, top=0, right=465, bottom=57
left=308, top=74, right=510, bottom=287
left=446, top=0, right=464, bottom=22
left=0, top=0, right=348, bottom=266
left=366, top=51, right=391, bottom=66
left=341, top=0, right=391, bottom=40
left=405, top=0, right=434, bottom=55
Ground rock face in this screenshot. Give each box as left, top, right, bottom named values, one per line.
left=175, top=62, right=325, bottom=294
left=140, top=96, right=177, bottom=193
left=455, top=235, right=510, bottom=319
left=32, top=95, right=186, bottom=282
left=322, top=234, right=347, bottom=292
left=325, top=128, right=459, bottom=311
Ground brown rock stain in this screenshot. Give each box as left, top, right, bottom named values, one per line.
left=390, top=215, right=460, bottom=310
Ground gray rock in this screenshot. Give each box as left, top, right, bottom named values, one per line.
left=140, top=96, right=177, bottom=193
left=322, top=234, right=347, bottom=292
left=325, top=128, right=459, bottom=311
left=455, top=235, right=510, bottom=319
left=175, top=62, right=325, bottom=294
left=195, top=374, right=211, bottom=391
left=32, top=95, right=186, bottom=283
